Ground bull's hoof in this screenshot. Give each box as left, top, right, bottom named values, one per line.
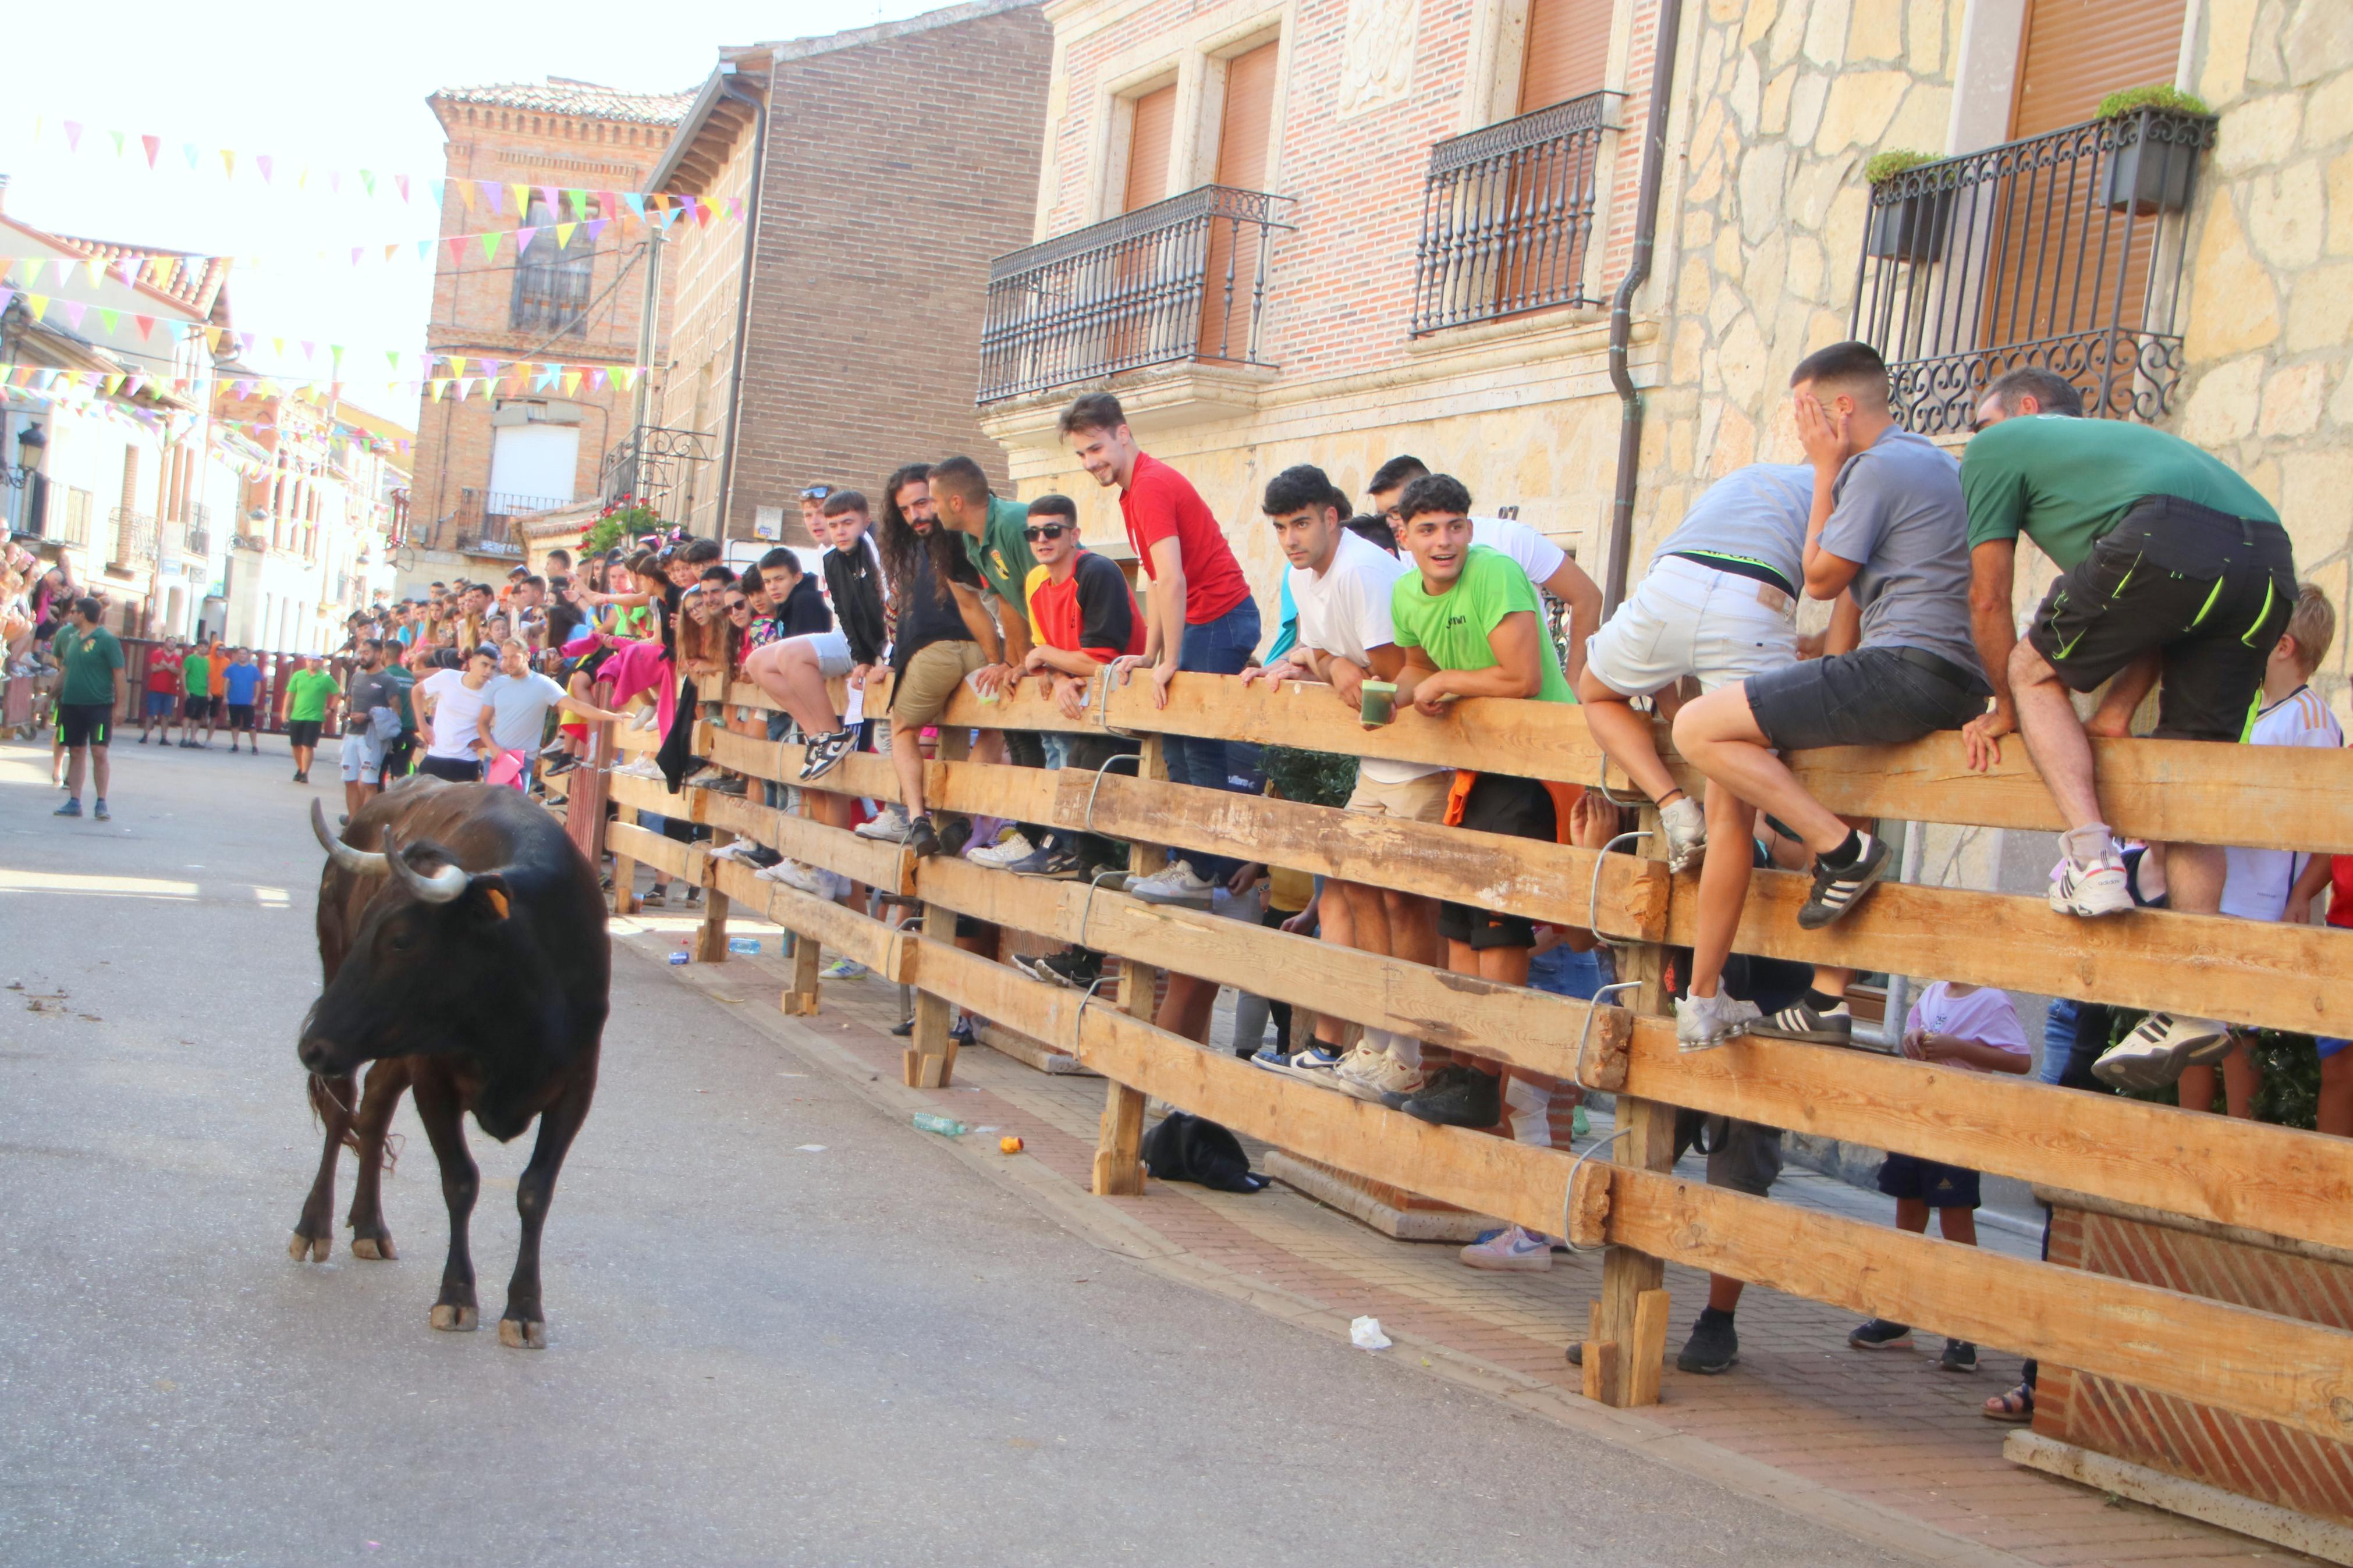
left=429, top=1303, right=479, bottom=1332
left=498, top=1317, right=547, bottom=1350
left=289, top=1233, right=329, bottom=1262
left=349, top=1235, right=396, bottom=1261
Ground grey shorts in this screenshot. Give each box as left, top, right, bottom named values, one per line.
left=1744, top=645, right=1985, bottom=752
left=1676, top=1111, right=1783, bottom=1198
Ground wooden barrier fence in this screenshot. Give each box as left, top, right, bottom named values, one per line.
left=588, top=669, right=2353, bottom=1450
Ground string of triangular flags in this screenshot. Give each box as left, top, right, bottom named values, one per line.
left=0, top=373, right=413, bottom=478
left=1, top=361, right=652, bottom=401
left=27, top=116, right=741, bottom=223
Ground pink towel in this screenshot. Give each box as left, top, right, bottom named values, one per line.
left=597, top=635, right=676, bottom=735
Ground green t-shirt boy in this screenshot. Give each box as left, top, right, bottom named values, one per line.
left=182, top=652, right=211, bottom=696
left=286, top=667, right=340, bottom=723
left=1390, top=545, right=1575, bottom=703
left=58, top=624, right=125, bottom=706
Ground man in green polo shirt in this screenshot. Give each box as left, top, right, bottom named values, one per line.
left=283, top=655, right=342, bottom=785
left=53, top=596, right=123, bottom=822
left=1958, top=366, right=2295, bottom=1090
left=178, top=642, right=212, bottom=749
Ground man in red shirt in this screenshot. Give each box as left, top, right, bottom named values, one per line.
left=138, top=637, right=182, bottom=745
left=1060, top=390, right=1259, bottom=909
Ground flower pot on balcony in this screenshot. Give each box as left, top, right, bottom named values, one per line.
left=1865, top=187, right=1954, bottom=262
left=2102, top=139, right=2194, bottom=215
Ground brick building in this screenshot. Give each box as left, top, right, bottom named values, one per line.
left=404, top=77, right=691, bottom=583
left=643, top=0, right=1052, bottom=546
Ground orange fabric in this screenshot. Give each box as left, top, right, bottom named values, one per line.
left=1441, top=769, right=1581, bottom=845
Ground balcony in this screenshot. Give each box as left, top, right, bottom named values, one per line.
left=600, top=425, right=712, bottom=512
left=977, top=185, right=1296, bottom=404
left=183, top=528, right=211, bottom=557
left=1410, top=91, right=1619, bottom=337
left=456, top=518, right=527, bottom=560
left=1852, top=106, right=2217, bottom=434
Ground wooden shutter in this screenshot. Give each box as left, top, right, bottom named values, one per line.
left=1122, top=84, right=1177, bottom=214
left=1517, top=0, right=1613, bottom=115
left=2010, top=0, right=2188, bottom=138
left=1212, top=41, right=1280, bottom=190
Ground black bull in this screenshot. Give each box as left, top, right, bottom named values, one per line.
left=294, top=780, right=608, bottom=1349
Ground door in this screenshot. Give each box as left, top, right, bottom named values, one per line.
left=1199, top=40, right=1281, bottom=360
left=1107, top=83, right=1181, bottom=369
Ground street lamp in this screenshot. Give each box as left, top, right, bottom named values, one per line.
left=3, top=423, right=44, bottom=489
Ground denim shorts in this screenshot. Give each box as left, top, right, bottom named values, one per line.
left=1745, top=645, right=1986, bottom=752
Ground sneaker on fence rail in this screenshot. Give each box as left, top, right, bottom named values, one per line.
left=543, top=751, right=579, bottom=777
left=1006, top=841, right=1085, bottom=880
left=1400, top=1064, right=1503, bottom=1128
left=629, top=704, right=661, bottom=731
left=613, top=758, right=665, bottom=781
left=707, top=839, right=757, bottom=863
left=968, top=829, right=1036, bottom=870
left=799, top=727, right=858, bottom=781
left=1940, top=1338, right=1978, bottom=1373
left=2091, top=1011, right=2230, bottom=1091
left=1126, top=859, right=1216, bottom=908
left=1676, top=990, right=1761, bottom=1052
left=855, top=804, right=912, bottom=842
left=1848, top=1318, right=1915, bottom=1350
left=757, top=858, right=833, bottom=897
left=1333, top=1044, right=1426, bottom=1104
left=1460, top=1224, right=1553, bottom=1272
left=707, top=775, right=748, bottom=797
left=740, top=845, right=784, bottom=870
left=904, top=813, right=943, bottom=860
left=1749, top=994, right=1854, bottom=1046
left=2049, top=825, right=2136, bottom=918
left=1659, top=793, right=1707, bottom=874
left=1255, top=1044, right=1344, bottom=1085
left=819, top=957, right=868, bottom=982
left=1797, top=831, right=1892, bottom=930
left=1677, top=1308, right=1741, bottom=1374
left=1014, top=947, right=1103, bottom=990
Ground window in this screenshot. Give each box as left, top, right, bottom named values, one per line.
left=63, top=487, right=93, bottom=547
left=1199, top=40, right=1283, bottom=360
left=1121, top=85, right=1179, bottom=214
left=1516, top=0, right=1612, bottom=113
left=511, top=197, right=596, bottom=335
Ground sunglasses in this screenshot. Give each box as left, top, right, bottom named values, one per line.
left=725, top=598, right=750, bottom=614
left=1023, top=522, right=1073, bottom=542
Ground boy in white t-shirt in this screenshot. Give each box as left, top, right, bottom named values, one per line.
left=1847, top=979, right=2030, bottom=1373
left=2178, top=583, right=2339, bottom=1117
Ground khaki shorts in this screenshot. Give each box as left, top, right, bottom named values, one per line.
left=891, top=639, right=985, bottom=727
left=1344, top=769, right=1452, bottom=822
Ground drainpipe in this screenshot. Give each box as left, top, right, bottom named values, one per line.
left=1602, top=0, right=1687, bottom=614
left=711, top=71, right=771, bottom=542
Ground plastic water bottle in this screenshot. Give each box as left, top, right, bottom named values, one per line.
left=911, top=1112, right=968, bottom=1137
left=669, top=938, right=691, bottom=966
left=727, top=936, right=761, bottom=956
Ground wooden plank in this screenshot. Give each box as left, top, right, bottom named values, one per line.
left=1683, top=861, right=2353, bottom=1041
left=608, top=821, right=697, bottom=884
left=694, top=828, right=734, bottom=963
left=908, top=901, right=957, bottom=1089
left=1597, top=1165, right=2353, bottom=1445
left=1580, top=1300, right=1616, bottom=1405
left=708, top=861, right=903, bottom=981
left=1627, top=1288, right=1670, bottom=1409
left=785, top=928, right=823, bottom=1016
left=699, top=725, right=904, bottom=806
left=1099, top=734, right=1166, bottom=1199
left=688, top=785, right=914, bottom=896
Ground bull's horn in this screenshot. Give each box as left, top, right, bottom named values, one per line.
left=311, top=799, right=388, bottom=876
left=381, top=829, right=470, bottom=905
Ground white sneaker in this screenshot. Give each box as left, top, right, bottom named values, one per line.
left=1333, top=1045, right=1427, bottom=1103
left=2050, top=826, right=2134, bottom=918
left=1460, top=1225, right=1553, bottom=1272
left=629, top=704, right=660, bottom=731
left=613, top=758, right=665, bottom=780
left=708, top=840, right=762, bottom=863
left=968, top=829, right=1036, bottom=869
left=854, top=805, right=911, bottom=842
left=1676, top=990, right=1762, bottom=1052
left=756, top=858, right=832, bottom=897
left=1126, top=860, right=1215, bottom=907
left=1659, top=794, right=1706, bottom=874
left=2092, top=1013, right=2230, bottom=1091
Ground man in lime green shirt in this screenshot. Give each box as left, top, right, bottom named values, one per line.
left=52, top=596, right=123, bottom=822
left=283, top=655, right=342, bottom=785
left=178, top=645, right=212, bottom=749
left=1371, top=472, right=1573, bottom=1130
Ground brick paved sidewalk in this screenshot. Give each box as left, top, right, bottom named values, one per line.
left=623, top=915, right=2320, bottom=1568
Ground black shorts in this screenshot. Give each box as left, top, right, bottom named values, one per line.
left=183, top=694, right=212, bottom=721
left=1674, top=1111, right=1783, bottom=1198
left=286, top=719, right=322, bottom=749
left=58, top=702, right=112, bottom=748
left=227, top=703, right=256, bottom=730
left=382, top=736, right=414, bottom=777
left=1745, top=645, right=1986, bottom=751
left=1878, top=1151, right=1981, bottom=1210
left=1437, top=773, right=1556, bottom=951
left=418, top=755, right=482, bottom=783
left=2026, top=496, right=2295, bottom=742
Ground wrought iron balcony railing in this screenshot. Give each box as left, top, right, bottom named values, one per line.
left=599, top=424, right=712, bottom=511
left=1852, top=106, right=2217, bottom=433
left=1411, top=91, right=1620, bottom=336
left=977, top=185, right=1296, bottom=404
left=484, top=491, right=568, bottom=518
left=456, top=521, right=526, bottom=560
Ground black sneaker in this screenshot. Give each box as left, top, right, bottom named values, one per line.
left=741, top=845, right=785, bottom=870
left=1677, top=1309, right=1740, bottom=1374
left=1399, top=1065, right=1502, bottom=1128
left=1007, top=842, right=1085, bottom=880
left=1797, top=833, right=1891, bottom=930
left=799, top=727, right=859, bottom=781
left=1016, top=947, right=1103, bottom=990
left=1750, top=997, right=1854, bottom=1046
left=1940, top=1338, right=1978, bottom=1373
left=938, top=816, right=972, bottom=858
left=904, top=814, right=942, bottom=859
left=889, top=1018, right=917, bottom=1038
left=1848, top=1317, right=1914, bottom=1350
left=542, top=751, right=578, bottom=777
left=709, top=776, right=748, bottom=797
left=949, top=1016, right=978, bottom=1047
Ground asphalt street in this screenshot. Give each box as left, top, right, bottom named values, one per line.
left=0, top=734, right=1909, bottom=1567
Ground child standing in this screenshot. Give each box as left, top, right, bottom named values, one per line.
left=1848, top=980, right=2031, bottom=1372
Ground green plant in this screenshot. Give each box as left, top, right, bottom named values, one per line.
left=2094, top=83, right=2212, bottom=120
left=1258, top=745, right=1361, bottom=810
left=579, top=517, right=625, bottom=555
left=1864, top=148, right=1937, bottom=185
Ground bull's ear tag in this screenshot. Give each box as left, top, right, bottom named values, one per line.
left=484, top=888, right=510, bottom=919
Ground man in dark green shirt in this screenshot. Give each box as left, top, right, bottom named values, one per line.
left=1957, top=367, right=2295, bottom=1091
left=53, top=597, right=123, bottom=822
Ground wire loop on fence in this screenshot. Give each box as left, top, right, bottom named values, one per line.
left=1560, top=1125, right=1635, bottom=1255
left=1586, top=829, right=1652, bottom=951
left=1091, top=664, right=1151, bottom=740
left=1570, top=980, right=1643, bottom=1092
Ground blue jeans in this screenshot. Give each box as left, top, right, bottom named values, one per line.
left=1527, top=944, right=1610, bottom=1001
left=1161, top=596, right=1262, bottom=884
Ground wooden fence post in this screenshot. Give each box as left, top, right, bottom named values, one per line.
left=1588, top=801, right=1675, bottom=1406
left=694, top=829, right=734, bottom=962
left=782, top=931, right=824, bottom=1016
left=1093, top=735, right=1165, bottom=1198
left=907, top=895, right=958, bottom=1088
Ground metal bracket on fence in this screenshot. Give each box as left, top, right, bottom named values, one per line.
left=1570, top=980, right=1644, bottom=1093
left=1593, top=752, right=1649, bottom=811
left=1560, top=1125, right=1635, bottom=1255
left=1586, top=829, right=1652, bottom=951
left=1090, top=663, right=1150, bottom=741
left=1080, top=748, right=1142, bottom=840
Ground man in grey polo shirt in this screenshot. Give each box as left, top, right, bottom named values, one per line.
left=479, top=638, right=625, bottom=781
left=1670, top=341, right=1990, bottom=1050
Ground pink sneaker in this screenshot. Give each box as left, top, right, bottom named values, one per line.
left=1458, top=1225, right=1552, bottom=1271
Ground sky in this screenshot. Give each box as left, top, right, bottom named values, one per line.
left=0, top=0, right=941, bottom=427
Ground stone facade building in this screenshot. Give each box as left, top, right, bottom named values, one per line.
left=404, top=79, right=690, bottom=577
left=645, top=0, right=1053, bottom=546
left=975, top=0, right=2351, bottom=721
